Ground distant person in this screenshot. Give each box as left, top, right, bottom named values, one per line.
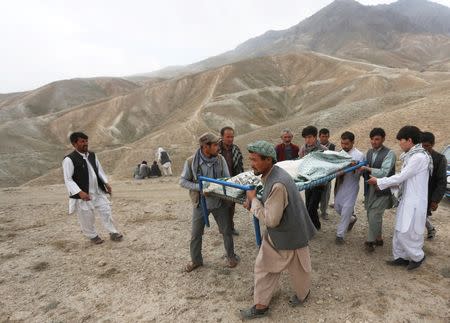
left=368, top=126, right=432, bottom=270
left=180, top=132, right=239, bottom=272
left=299, top=126, right=327, bottom=230
left=156, top=147, right=172, bottom=176
left=318, top=128, right=336, bottom=220
left=421, top=132, right=447, bottom=239
left=334, top=131, right=364, bottom=245
left=133, top=164, right=140, bottom=179
left=275, top=128, right=300, bottom=161
left=240, top=141, right=316, bottom=319
left=360, top=128, right=396, bottom=252
left=218, top=126, right=244, bottom=236
left=62, top=132, right=123, bottom=244
left=134, top=161, right=149, bottom=179
left=149, top=160, right=162, bottom=177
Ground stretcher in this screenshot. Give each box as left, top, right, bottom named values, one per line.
left=198, top=160, right=367, bottom=246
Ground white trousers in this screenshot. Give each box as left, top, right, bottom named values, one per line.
left=335, top=203, right=354, bottom=238
left=75, top=196, right=118, bottom=239
left=161, top=162, right=172, bottom=176
left=393, top=224, right=424, bottom=262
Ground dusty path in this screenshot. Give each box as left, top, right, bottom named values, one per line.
left=0, top=178, right=449, bottom=322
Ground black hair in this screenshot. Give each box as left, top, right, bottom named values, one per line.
left=220, top=126, right=234, bottom=136
left=341, top=131, right=355, bottom=142
left=420, top=131, right=435, bottom=145
left=142, top=161, right=147, bottom=164
left=319, top=128, right=330, bottom=136
left=396, top=126, right=422, bottom=144
left=369, top=128, right=386, bottom=139
left=69, top=132, right=88, bottom=144
left=301, top=126, right=318, bottom=137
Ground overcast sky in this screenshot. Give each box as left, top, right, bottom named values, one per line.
left=1, top=0, right=449, bottom=93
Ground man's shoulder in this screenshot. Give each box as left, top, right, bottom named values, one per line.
left=353, top=148, right=364, bottom=159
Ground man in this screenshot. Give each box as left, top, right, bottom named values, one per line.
left=368, top=126, right=432, bottom=270
left=299, top=126, right=327, bottom=230
left=360, top=128, right=396, bottom=252
left=218, top=126, right=244, bottom=236
left=240, top=141, right=316, bottom=320
left=318, top=128, right=336, bottom=220
left=421, top=132, right=447, bottom=239
left=134, top=161, right=149, bottom=179
left=62, top=132, right=123, bottom=244
left=180, top=132, right=239, bottom=272
left=334, top=131, right=364, bottom=245
left=275, top=128, right=300, bottom=162
left=156, top=147, right=173, bottom=176
left=149, top=160, right=162, bottom=177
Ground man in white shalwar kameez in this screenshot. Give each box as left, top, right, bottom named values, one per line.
left=368, top=126, right=432, bottom=270
left=334, top=131, right=364, bottom=244
left=62, top=132, right=123, bottom=244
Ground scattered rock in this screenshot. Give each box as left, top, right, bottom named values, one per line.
left=316, top=299, right=324, bottom=304
left=98, top=261, right=107, bottom=267
left=31, top=261, right=49, bottom=272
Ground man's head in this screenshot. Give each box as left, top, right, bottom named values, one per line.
left=396, top=126, right=421, bottom=152
left=247, top=141, right=277, bottom=176
left=70, top=132, right=89, bottom=153
left=421, top=131, right=435, bottom=153
left=142, top=161, right=147, bottom=165
left=318, top=128, right=330, bottom=145
left=302, top=126, right=318, bottom=146
left=280, top=128, right=293, bottom=145
left=369, top=128, right=386, bottom=150
left=340, top=131, right=355, bottom=152
left=220, top=126, right=235, bottom=146
left=199, top=132, right=220, bottom=157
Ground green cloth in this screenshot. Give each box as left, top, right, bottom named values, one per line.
left=247, top=140, right=277, bottom=162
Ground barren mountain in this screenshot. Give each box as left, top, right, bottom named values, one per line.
left=142, top=0, right=450, bottom=79
left=5, top=52, right=448, bottom=189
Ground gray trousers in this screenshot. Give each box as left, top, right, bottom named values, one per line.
left=320, top=181, right=332, bottom=216
left=367, top=207, right=385, bottom=242
left=190, top=205, right=235, bottom=265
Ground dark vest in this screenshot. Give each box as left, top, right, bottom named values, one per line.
left=366, top=146, right=395, bottom=196
left=160, top=151, right=171, bottom=164
left=66, top=151, right=106, bottom=199
left=261, top=166, right=316, bottom=250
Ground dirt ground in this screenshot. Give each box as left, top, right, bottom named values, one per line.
left=0, top=177, right=449, bottom=322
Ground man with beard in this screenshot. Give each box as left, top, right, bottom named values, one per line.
left=275, top=128, right=300, bottom=162
left=368, top=126, right=432, bottom=270
left=62, top=132, right=123, bottom=244
left=334, top=131, right=364, bottom=245
left=360, top=128, right=396, bottom=252
left=240, top=141, right=316, bottom=320
left=180, top=132, right=239, bottom=272
left=218, top=126, right=244, bottom=236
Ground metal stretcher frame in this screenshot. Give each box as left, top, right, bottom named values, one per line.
left=198, top=161, right=367, bottom=247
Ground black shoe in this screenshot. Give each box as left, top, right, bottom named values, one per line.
left=335, top=236, right=345, bottom=245
left=375, top=239, right=384, bottom=246
left=386, top=258, right=409, bottom=266
left=407, top=256, right=426, bottom=271
left=90, top=236, right=104, bottom=244
left=239, top=305, right=269, bottom=320
left=427, top=228, right=436, bottom=240
left=109, top=232, right=123, bottom=241
left=347, top=216, right=357, bottom=232
left=365, top=241, right=375, bottom=252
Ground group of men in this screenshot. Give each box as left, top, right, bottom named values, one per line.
left=62, top=124, right=447, bottom=319
left=133, top=147, right=173, bottom=179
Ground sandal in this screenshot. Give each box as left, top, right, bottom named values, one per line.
left=184, top=262, right=203, bottom=273
left=288, top=290, right=310, bottom=307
